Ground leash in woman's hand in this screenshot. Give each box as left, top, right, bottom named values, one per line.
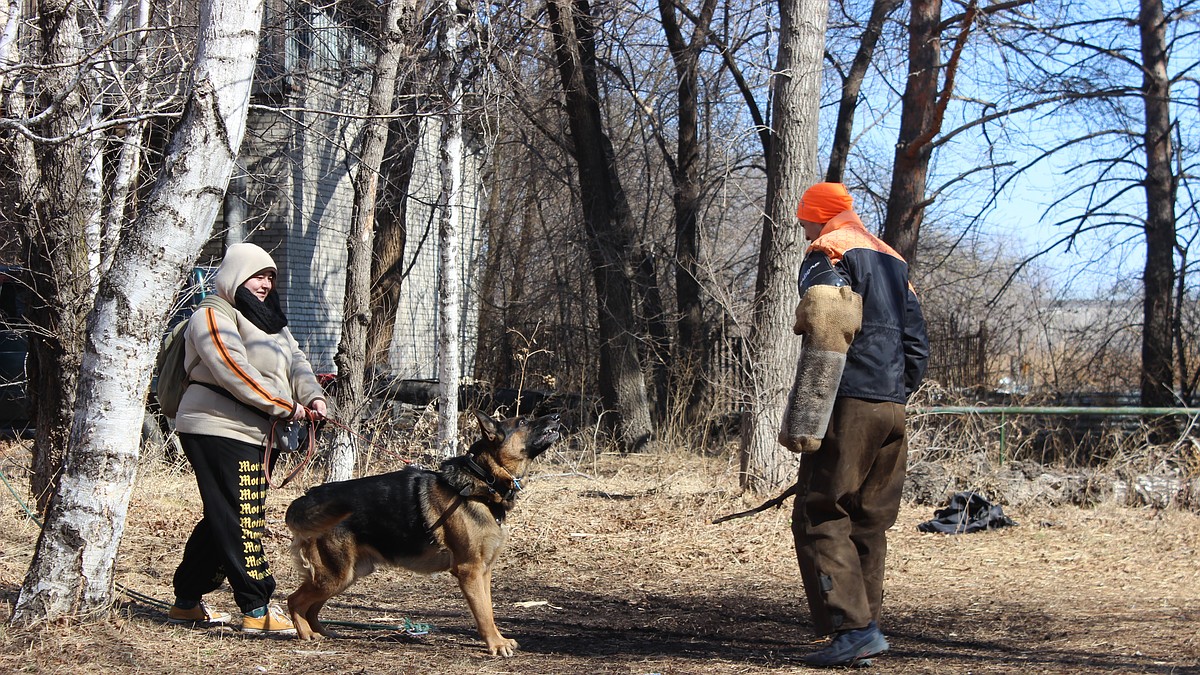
left=320, top=416, right=413, bottom=465
left=262, top=411, right=414, bottom=489
left=264, top=415, right=319, bottom=489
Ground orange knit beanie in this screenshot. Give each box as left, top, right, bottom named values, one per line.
left=796, top=182, right=854, bottom=223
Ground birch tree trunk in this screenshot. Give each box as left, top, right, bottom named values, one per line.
left=0, top=0, right=31, bottom=219
left=11, top=0, right=264, bottom=622
left=82, top=118, right=104, bottom=284
left=0, top=0, right=18, bottom=96
left=435, top=0, right=468, bottom=457
left=738, top=0, right=827, bottom=492
left=25, top=0, right=98, bottom=512
left=327, top=0, right=419, bottom=480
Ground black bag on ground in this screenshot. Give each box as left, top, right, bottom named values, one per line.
left=917, top=491, right=1017, bottom=534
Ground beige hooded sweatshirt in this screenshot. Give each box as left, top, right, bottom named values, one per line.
left=174, top=243, right=325, bottom=445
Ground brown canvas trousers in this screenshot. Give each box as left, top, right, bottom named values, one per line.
left=791, top=396, right=908, bottom=635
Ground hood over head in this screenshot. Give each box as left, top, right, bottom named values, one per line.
left=213, top=243, right=277, bottom=303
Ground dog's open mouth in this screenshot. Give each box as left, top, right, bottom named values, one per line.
left=537, top=425, right=561, bottom=446
left=532, top=416, right=563, bottom=449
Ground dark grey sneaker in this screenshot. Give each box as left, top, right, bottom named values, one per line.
left=801, top=621, right=889, bottom=667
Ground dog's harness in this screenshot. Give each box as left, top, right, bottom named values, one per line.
left=426, top=454, right=521, bottom=533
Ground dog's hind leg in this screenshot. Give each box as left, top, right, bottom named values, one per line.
left=452, top=562, right=517, bottom=657
left=287, top=581, right=332, bottom=641
left=287, top=539, right=354, bottom=640
left=303, top=598, right=331, bottom=637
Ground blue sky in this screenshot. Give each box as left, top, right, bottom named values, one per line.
left=823, top=0, right=1200, bottom=301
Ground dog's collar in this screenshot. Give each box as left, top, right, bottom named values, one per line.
left=462, top=454, right=522, bottom=502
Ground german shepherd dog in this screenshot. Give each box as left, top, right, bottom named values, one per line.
left=284, top=411, right=562, bottom=656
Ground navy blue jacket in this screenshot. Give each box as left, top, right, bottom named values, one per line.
left=797, top=212, right=929, bottom=403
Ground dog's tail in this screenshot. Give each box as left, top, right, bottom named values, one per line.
left=285, top=493, right=353, bottom=539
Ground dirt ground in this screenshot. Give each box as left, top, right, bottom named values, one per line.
left=0, top=440, right=1198, bottom=674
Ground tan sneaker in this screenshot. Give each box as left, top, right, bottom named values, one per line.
left=167, top=601, right=231, bottom=625
left=240, top=605, right=297, bottom=636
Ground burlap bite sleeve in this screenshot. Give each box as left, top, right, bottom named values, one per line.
left=779, top=284, right=862, bottom=453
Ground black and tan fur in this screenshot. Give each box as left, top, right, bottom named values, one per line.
left=284, top=411, right=562, bottom=656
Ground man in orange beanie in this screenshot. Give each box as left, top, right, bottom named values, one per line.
left=795, top=181, right=855, bottom=225
left=782, top=181, right=929, bottom=667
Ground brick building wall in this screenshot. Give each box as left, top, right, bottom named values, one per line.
left=211, top=95, right=483, bottom=379
left=387, top=120, right=484, bottom=379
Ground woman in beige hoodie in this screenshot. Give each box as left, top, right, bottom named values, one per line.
left=166, top=242, right=326, bottom=635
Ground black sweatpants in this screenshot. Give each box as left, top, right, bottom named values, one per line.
left=173, top=433, right=276, bottom=613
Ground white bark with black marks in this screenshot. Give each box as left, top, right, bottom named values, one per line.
left=435, top=0, right=468, bottom=458
left=11, top=0, right=265, bottom=623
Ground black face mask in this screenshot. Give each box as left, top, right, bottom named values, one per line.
left=234, top=286, right=288, bottom=334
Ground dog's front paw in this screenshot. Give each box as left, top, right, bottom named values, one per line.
left=487, top=637, right=519, bottom=657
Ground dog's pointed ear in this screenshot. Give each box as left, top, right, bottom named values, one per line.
left=474, top=410, right=503, bottom=442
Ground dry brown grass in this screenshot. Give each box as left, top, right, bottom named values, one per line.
left=0, top=429, right=1198, bottom=674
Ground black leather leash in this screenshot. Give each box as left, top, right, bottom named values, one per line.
left=711, top=483, right=799, bottom=524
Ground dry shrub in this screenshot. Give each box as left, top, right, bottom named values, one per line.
left=905, top=382, right=1200, bottom=510
left=908, top=382, right=1195, bottom=470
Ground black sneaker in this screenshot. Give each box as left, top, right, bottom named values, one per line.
left=801, top=621, right=889, bottom=667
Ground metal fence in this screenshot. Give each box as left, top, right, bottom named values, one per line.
left=925, top=318, right=987, bottom=388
